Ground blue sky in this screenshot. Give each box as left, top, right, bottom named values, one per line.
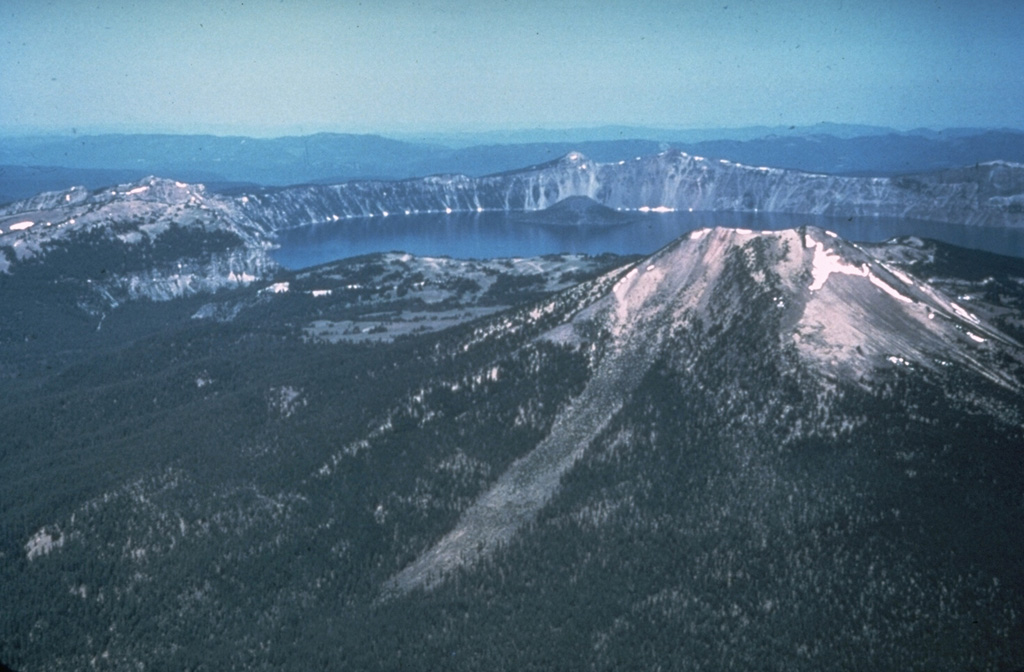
left=2, top=0, right=1022, bottom=136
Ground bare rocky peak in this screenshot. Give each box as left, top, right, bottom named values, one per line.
left=387, top=225, right=1024, bottom=595
left=551, top=226, right=1020, bottom=387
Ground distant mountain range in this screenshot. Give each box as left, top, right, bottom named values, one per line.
left=392, top=122, right=907, bottom=146
left=3, top=125, right=1024, bottom=204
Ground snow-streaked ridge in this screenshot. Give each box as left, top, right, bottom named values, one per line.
left=237, top=151, right=1024, bottom=230
left=0, top=176, right=276, bottom=303
left=383, top=225, right=1023, bottom=595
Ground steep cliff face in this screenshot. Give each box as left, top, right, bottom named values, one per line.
left=238, top=152, right=1024, bottom=229
left=3, top=153, right=1024, bottom=307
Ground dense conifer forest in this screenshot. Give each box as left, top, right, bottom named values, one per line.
left=1, top=233, right=1022, bottom=671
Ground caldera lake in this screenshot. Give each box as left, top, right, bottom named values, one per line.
left=271, top=210, right=1024, bottom=269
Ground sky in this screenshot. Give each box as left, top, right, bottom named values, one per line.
left=2, top=0, right=1023, bottom=137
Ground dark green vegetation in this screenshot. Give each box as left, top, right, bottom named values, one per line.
left=1, top=233, right=1023, bottom=671
left=0, top=247, right=619, bottom=671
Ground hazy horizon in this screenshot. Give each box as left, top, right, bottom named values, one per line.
left=3, top=121, right=1023, bottom=143
left=4, top=0, right=1024, bottom=138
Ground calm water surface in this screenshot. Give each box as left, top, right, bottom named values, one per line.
left=272, top=211, right=1024, bottom=269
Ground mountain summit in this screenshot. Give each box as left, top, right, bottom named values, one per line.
left=386, top=226, right=1023, bottom=596
left=2, top=175, right=1024, bottom=668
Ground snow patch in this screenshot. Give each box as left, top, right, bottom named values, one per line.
left=25, top=527, right=64, bottom=560
left=966, top=331, right=987, bottom=343
left=311, top=289, right=332, bottom=297
left=950, top=302, right=980, bottom=325
left=883, top=265, right=916, bottom=287
left=269, top=386, right=306, bottom=418
left=264, top=281, right=290, bottom=294
left=138, top=221, right=171, bottom=238
left=868, top=272, right=912, bottom=303
left=227, top=271, right=257, bottom=284
left=808, top=241, right=867, bottom=291
left=126, top=186, right=149, bottom=195
left=9, top=221, right=34, bottom=231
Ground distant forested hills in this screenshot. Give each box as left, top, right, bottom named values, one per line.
left=3, top=125, right=1024, bottom=204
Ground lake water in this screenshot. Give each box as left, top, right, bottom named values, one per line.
left=271, top=211, right=1024, bottom=269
